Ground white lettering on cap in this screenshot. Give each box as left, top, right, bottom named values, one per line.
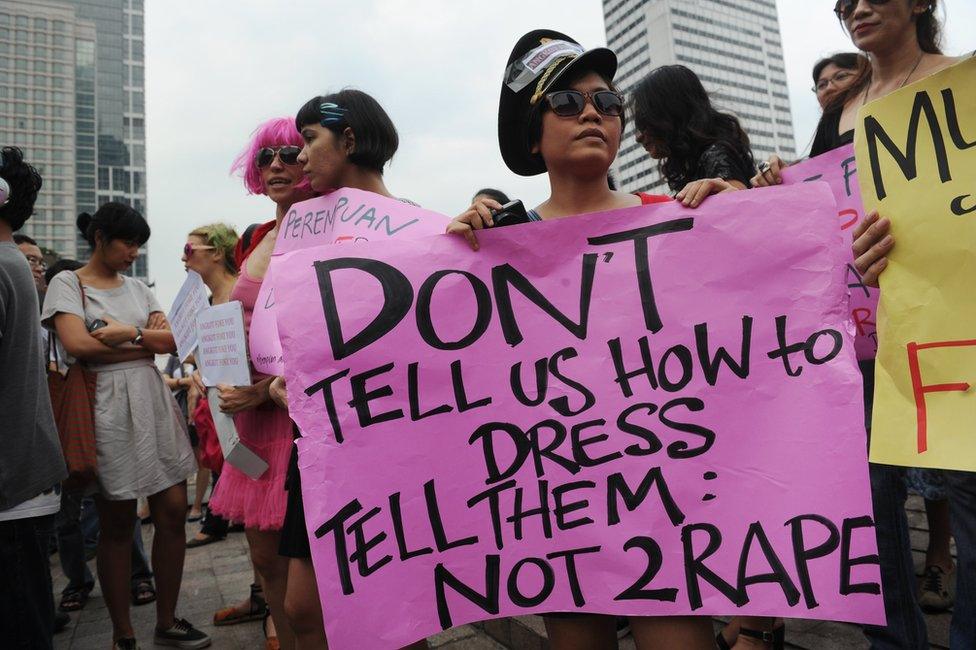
left=504, top=40, right=585, bottom=93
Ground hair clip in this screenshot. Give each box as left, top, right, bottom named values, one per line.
left=320, top=102, right=348, bottom=126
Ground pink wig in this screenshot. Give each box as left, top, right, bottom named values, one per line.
left=230, top=117, right=311, bottom=195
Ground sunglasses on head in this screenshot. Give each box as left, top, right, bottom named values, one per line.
left=183, top=243, right=215, bottom=258
left=256, top=146, right=302, bottom=168
left=833, top=0, right=891, bottom=20
left=545, top=90, right=624, bottom=118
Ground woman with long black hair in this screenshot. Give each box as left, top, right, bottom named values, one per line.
left=754, top=1, right=972, bottom=648
left=630, top=64, right=755, bottom=208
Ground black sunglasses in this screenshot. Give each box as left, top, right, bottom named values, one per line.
left=545, top=90, right=624, bottom=118
left=256, top=146, right=302, bottom=168
left=833, top=0, right=890, bottom=20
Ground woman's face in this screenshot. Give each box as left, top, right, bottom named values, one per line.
left=635, top=129, right=667, bottom=159
left=297, top=124, right=350, bottom=194
left=98, top=235, right=140, bottom=273
left=259, top=143, right=311, bottom=207
left=182, top=234, right=219, bottom=276
left=815, top=63, right=858, bottom=108
left=533, top=71, right=622, bottom=175
left=842, top=0, right=923, bottom=53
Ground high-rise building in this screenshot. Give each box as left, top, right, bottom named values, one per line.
left=603, top=0, right=796, bottom=193
left=0, top=0, right=148, bottom=280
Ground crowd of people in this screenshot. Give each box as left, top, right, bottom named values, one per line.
left=0, top=1, right=972, bottom=649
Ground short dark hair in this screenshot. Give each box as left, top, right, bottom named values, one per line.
left=77, top=202, right=150, bottom=249
left=45, top=258, right=83, bottom=285
left=812, top=52, right=865, bottom=85
left=0, top=146, right=43, bottom=231
left=295, top=89, right=399, bottom=173
left=472, top=188, right=510, bottom=204
left=13, top=233, right=37, bottom=246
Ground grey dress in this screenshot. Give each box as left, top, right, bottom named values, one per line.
left=42, top=271, right=195, bottom=501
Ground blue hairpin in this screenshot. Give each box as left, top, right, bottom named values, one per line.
left=319, top=102, right=348, bottom=126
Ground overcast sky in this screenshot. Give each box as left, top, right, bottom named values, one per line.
left=144, top=0, right=974, bottom=308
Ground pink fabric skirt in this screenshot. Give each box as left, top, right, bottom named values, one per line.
left=209, top=404, right=293, bottom=530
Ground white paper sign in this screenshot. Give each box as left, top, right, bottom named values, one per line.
left=196, top=301, right=251, bottom=387
left=207, top=388, right=269, bottom=479
left=167, top=271, right=210, bottom=361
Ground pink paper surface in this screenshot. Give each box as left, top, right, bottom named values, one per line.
left=781, top=144, right=879, bottom=360
left=249, top=189, right=451, bottom=375
left=275, top=184, right=883, bottom=649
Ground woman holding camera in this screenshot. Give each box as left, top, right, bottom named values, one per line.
left=448, top=30, right=720, bottom=650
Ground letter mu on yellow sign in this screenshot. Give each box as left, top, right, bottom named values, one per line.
left=855, top=56, right=976, bottom=471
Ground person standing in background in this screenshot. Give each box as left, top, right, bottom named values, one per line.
left=812, top=52, right=867, bottom=109
left=0, top=146, right=67, bottom=649
left=43, top=203, right=208, bottom=650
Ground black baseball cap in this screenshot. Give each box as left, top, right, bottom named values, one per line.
left=498, top=29, right=617, bottom=176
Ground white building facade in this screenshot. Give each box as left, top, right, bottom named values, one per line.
left=604, top=0, right=797, bottom=193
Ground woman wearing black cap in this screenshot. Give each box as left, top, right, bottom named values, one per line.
left=448, top=30, right=715, bottom=650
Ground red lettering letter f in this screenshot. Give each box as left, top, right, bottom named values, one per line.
left=907, top=339, right=975, bottom=453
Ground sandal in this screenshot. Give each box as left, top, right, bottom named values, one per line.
left=59, top=587, right=89, bottom=612
left=186, top=533, right=223, bottom=549
left=131, top=580, right=156, bottom=606
left=213, top=583, right=268, bottom=626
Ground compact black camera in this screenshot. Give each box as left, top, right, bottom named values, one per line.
left=491, top=200, right=530, bottom=228
left=88, top=318, right=108, bottom=332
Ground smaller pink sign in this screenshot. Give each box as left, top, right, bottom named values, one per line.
left=780, top=144, right=879, bottom=360
left=249, top=189, right=452, bottom=375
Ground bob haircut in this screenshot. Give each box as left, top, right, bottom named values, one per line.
left=77, top=202, right=150, bottom=249
left=294, top=89, right=399, bottom=174
left=526, top=66, right=626, bottom=158
left=230, top=117, right=311, bottom=196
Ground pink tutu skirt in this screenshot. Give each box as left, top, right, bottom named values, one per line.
left=209, top=404, right=293, bottom=530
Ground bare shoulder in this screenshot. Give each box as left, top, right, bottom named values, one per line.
left=924, top=53, right=969, bottom=77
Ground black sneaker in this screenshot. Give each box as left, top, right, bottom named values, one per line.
left=113, top=638, right=139, bottom=650
left=154, top=618, right=211, bottom=649
left=53, top=610, right=70, bottom=634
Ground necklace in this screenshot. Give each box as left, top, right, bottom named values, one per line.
left=863, top=52, right=925, bottom=105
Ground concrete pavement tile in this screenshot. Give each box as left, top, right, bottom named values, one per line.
left=429, top=624, right=477, bottom=647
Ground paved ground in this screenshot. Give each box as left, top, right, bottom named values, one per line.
left=50, top=487, right=953, bottom=649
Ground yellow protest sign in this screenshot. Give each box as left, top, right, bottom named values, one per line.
left=855, top=56, right=976, bottom=470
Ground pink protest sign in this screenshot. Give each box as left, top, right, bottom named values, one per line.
left=781, top=144, right=879, bottom=360
left=274, top=183, right=883, bottom=649
left=249, top=189, right=451, bottom=375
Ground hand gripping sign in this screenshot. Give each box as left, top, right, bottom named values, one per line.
left=781, top=144, right=879, bottom=360
left=196, top=301, right=268, bottom=479
left=855, top=57, right=976, bottom=471
left=272, top=183, right=883, bottom=649
left=248, top=189, right=452, bottom=376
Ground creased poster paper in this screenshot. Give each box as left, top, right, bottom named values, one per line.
left=276, top=184, right=883, bottom=648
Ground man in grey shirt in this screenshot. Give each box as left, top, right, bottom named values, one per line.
left=0, top=146, right=66, bottom=649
